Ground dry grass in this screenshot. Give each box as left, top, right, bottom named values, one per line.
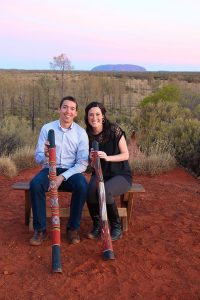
left=1, top=140, right=177, bottom=177
left=129, top=140, right=177, bottom=175
left=11, top=146, right=36, bottom=171
left=0, top=156, right=17, bottom=178
left=130, top=152, right=176, bottom=175
left=0, top=146, right=36, bottom=177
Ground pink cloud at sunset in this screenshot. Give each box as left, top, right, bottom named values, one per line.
left=0, top=0, right=199, bottom=71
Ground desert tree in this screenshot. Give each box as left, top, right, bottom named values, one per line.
left=50, top=53, right=73, bottom=98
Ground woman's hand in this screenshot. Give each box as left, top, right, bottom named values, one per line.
left=90, top=149, right=109, bottom=162
left=97, top=151, right=110, bottom=161
left=90, top=149, right=109, bottom=164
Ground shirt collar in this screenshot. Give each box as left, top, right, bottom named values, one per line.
left=58, top=120, right=74, bottom=130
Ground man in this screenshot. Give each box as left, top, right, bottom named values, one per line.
left=30, top=96, right=89, bottom=245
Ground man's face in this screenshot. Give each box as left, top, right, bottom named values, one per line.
left=59, top=100, right=77, bottom=127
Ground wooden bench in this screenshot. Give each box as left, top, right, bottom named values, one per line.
left=12, top=181, right=145, bottom=232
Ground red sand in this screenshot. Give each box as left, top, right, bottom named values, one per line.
left=0, top=167, right=200, bottom=300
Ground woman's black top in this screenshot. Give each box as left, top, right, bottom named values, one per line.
left=90, top=123, right=132, bottom=184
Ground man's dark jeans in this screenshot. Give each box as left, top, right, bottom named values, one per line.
left=30, top=168, right=88, bottom=231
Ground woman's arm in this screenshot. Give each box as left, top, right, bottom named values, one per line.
left=97, top=135, right=129, bottom=162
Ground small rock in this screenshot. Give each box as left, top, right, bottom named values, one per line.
left=3, top=270, right=9, bottom=275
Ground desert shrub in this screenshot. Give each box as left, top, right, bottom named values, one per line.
left=191, top=103, right=200, bottom=120
left=179, top=88, right=200, bottom=113
left=140, top=84, right=180, bottom=107
left=133, top=99, right=200, bottom=174
left=0, top=116, right=37, bottom=155
left=11, top=146, right=36, bottom=171
left=0, top=156, right=17, bottom=177
left=169, top=118, right=200, bottom=173
left=0, top=131, right=24, bottom=155
left=133, top=101, right=191, bottom=148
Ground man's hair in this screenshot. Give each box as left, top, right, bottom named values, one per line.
left=59, top=96, right=78, bottom=110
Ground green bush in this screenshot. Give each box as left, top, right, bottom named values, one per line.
left=133, top=99, right=200, bottom=174
left=141, top=84, right=180, bottom=107
left=133, top=101, right=191, bottom=149
left=169, top=118, right=200, bottom=172
left=191, top=103, right=200, bottom=120
left=179, top=88, right=200, bottom=113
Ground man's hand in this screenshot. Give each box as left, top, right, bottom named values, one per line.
left=44, top=141, right=50, bottom=157
left=56, top=174, right=65, bottom=189
left=48, top=174, right=65, bottom=191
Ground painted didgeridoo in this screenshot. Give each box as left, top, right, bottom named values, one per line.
left=48, top=129, right=62, bottom=273
left=92, top=140, right=115, bottom=260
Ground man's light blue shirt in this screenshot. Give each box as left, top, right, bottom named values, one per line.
left=35, top=120, right=89, bottom=181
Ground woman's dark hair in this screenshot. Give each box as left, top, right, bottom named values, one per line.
left=60, top=96, right=78, bottom=110
left=85, top=101, right=111, bottom=142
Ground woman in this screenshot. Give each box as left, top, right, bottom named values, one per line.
left=85, top=101, right=132, bottom=241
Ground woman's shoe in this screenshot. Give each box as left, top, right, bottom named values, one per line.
left=87, top=217, right=101, bottom=239
left=110, top=225, right=122, bottom=241
left=107, top=203, right=122, bottom=241
left=87, top=202, right=101, bottom=239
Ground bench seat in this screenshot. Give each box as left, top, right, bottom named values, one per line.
left=12, top=181, right=145, bottom=232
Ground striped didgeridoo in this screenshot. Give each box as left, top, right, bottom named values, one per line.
left=48, top=129, right=62, bottom=273
left=92, top=140, right=115, bottom=260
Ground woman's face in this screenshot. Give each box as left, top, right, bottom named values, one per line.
left=88, top=107, right=104, bottom=131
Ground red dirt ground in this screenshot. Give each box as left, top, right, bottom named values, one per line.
left=0, top=167, right=200, bottom=300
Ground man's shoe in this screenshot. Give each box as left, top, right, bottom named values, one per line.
left=67, top=229, right=80, bottom=244
left=30, top=230, right=47, bottom=246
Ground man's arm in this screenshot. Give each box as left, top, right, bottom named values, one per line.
left=35, top=125, right=49, bottom=165
left=61, top=130, right=89, bottom=181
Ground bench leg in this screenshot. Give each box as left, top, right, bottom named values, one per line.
left=126, top=194, right=134, bottom=225
left=121, top=216, right=128, bottom=232
left=120, top=193, right=134, bottom=225
left=29, top=210, right=34, bottom=232
left=25, top=190, right=31, bottom=226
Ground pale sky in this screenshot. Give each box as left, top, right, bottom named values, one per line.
left=0, top=0, right=200, bottom=71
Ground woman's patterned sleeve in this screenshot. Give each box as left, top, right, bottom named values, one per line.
left=112, top=123, right=125, bottom=144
